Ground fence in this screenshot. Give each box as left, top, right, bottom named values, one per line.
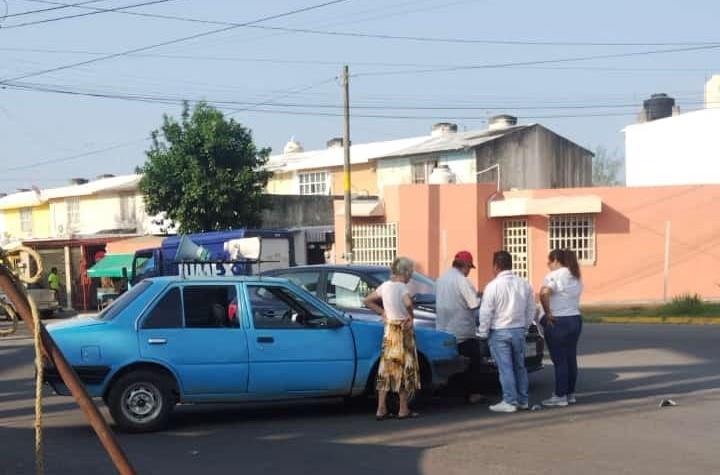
left=351, top=223, right=398, bottom=267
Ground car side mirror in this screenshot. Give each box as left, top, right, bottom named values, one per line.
left=326, top=317, right=344, bottom=329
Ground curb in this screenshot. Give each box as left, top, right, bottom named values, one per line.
left=584, top=315, right=720, bottom=325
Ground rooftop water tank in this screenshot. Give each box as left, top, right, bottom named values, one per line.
left=428, top=165, right=457, bottom=184
left=642, top=93, right=675, bottom=121
left=488, top=114, right=518, bottom=131
left=431, top=122, right=458, bottom=137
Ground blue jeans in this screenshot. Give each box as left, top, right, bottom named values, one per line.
left=543, top=315, right=582, bottom=397
left=489, top=328, right=528, bottom=406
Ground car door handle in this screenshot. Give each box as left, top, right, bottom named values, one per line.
left=147, top=338, right=167, bottom=345
left=257, top=336, right=274, bottom=344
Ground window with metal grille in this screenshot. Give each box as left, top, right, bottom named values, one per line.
left=119, top=193, right=136, bottom=222
left=20, top=207, right=33, bottom=234
left=548, top=214, right=596, bottom=264
left=411, top=160, right=438, bottom=184
left=503, top=219, right=529, bottom=279
left=352, top=223, right=398, bottom=267
left=298, top=171, right=328, bottom=195
left=66, top=198, right=80, bottom=232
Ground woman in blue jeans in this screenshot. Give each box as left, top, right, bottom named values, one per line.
left=539, top=249, right=583, bottom=407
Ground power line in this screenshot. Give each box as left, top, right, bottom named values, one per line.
left=0, top=0, right=174, bottom=29
left=19, top=1, right=720, bottom=47
left=3, top=139, right=146, bottom=172
left=5, top=80, right=713, bottom=112
left=0, top=45, right=717, bottom=74
left=3, top=75, right=339, bottom=174
left=354, top=44, right=720, bottom=77
left=1, top=0, right=108, bottom=19
left=0, top=0, right=351, bottom=83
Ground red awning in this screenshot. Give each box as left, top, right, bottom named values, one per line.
left=105, top=235, right=164, bottom=254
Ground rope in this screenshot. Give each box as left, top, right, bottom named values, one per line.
left=28, top=294, right=44, bottom=475
left=0, top=299, right=19, bottom=337
left=0, top=245, right=45, bottom=474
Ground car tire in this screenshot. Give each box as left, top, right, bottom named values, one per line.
left=107, top=370, right=175, bottom=433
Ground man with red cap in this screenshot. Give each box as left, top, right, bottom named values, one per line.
left=436, top=250, right=484, bottom=403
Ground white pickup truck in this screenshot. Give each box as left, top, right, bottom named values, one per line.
left=0, top=287, right=60, bottom=318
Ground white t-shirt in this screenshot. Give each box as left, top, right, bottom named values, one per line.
left=436, top=267, right=481, bottom=341
left=542, top=267, right=583, bottom=317
left=376, top=281, right=411, bottom=321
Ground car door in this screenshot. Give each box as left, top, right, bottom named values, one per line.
left=243, top=282, right=355, bottom=397
left=138, top=283, right=249, bottom=397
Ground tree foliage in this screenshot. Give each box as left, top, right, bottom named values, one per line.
left=592, top=146, right=624, bottom=186
left=138, top=102, right=272, bottom=233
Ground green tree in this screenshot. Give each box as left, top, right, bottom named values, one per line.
left=592, top=145, right=624, bottom=186
left=138, top=102, right=272, bottom=233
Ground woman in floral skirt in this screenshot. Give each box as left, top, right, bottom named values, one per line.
left=364, top=256, right=421, bottom=420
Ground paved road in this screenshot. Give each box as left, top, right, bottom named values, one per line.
left=1, top=322, right=719, bottom=474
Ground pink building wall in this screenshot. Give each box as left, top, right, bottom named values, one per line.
left=335, top=184, right=720, bottom=304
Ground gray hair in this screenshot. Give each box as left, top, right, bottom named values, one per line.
left=390, top=256, right=414, bottom=278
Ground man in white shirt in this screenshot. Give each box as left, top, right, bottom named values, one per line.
left=478, top=251, right=536, bottom=413
left=436, top=251, right=484, bottom=403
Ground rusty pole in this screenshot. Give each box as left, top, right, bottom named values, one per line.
left=0, top=267, right=137, bottom=475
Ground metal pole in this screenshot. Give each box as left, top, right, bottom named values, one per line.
left=663, top=220, right=671, bottom=301
left=342, top=64, right=353, bottom=263
left=0, top=267, right=137, bottom=475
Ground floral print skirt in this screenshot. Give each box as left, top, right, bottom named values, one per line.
left=376, top=320, right=421, bottom=395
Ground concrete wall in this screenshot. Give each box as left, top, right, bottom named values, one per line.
left=1, top=205, right=52, bottom=241
left=48, top=192, right=145, bottom=236
left=266, top=171, right=296, bottom=194
left=521, top=185, right=720, bottom=303
left=261, top=194, right=334, bottom=228
left=476, top=125, right=592, bottom=190
left=625, top=108, right=720, bottom=186
left=336, top=183, right=720, bottom=304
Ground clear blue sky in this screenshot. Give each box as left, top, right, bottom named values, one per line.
left=1, top=0, right=718, bottom=192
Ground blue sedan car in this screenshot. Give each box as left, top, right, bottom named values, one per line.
left=45, top=276, right=466, bottom=432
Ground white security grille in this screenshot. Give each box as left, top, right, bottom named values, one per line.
left=352, top=223, right=398, bottom=267
left=549, top=214, right=596, bottom=263
left=298, top=171, right=328, bottom=195
left=20, top=208, right=33, bottom=234
left=66, top=198, right=80, bottom=231
left=503, top=219, right=529, bottom=279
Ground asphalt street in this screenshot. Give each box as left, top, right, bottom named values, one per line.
left=1, top=322, right=719, bottom=475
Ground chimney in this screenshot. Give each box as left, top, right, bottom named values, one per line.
left=326, top=137, right=344, bottom=148
left=96, top=174, right=115, bottom=180
left=488, top=114, right=518, bottom=131
left=69, top=178, right=88, bottom=185
left=431, top=122, right=458, bottom=137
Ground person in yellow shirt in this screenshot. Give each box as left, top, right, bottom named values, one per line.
left=48, top=267, right=61, bottom=295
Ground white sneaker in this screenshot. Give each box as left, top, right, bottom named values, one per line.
left=516, top=402, right=530, bottom=410
left=567, top=394, right=577, bottom=404
left=542, top=394, right=569, bottom=407
left=489, top=401, right=518, bottom=413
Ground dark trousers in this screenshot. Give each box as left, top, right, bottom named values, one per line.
left=457, top=338, right=484, bottom=396
left=543, top=315, right=582, bottom=397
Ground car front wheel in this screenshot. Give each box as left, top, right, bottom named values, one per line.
left=107, top=370, right=175, bottom=433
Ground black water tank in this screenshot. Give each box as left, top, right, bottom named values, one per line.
left=643, top=93, right=675, bottom=121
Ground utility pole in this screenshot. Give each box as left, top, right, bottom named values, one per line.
left=342, top=65, right=353, bottom=263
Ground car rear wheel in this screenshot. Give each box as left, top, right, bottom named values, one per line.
left=107, top=370, right=175, bottom=433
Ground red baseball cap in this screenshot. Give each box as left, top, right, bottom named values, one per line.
left=454, top=250, right=476, bottom=268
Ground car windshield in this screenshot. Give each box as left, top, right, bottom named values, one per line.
left=93, top=280, right=152, bottom=321
left=371, top=270, right=436, bottom=296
